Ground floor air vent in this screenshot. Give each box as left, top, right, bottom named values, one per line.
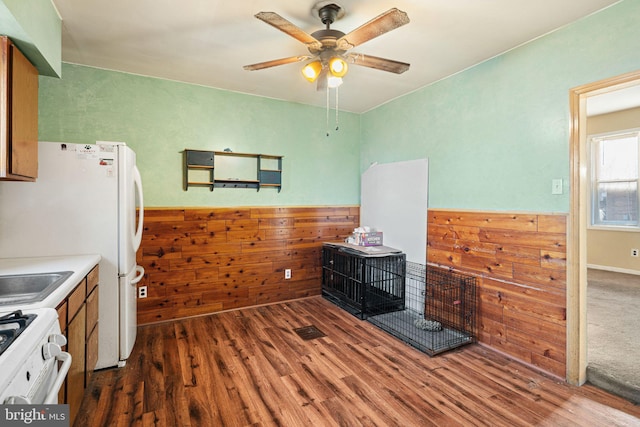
left=294, top=325, right=326, bottom=341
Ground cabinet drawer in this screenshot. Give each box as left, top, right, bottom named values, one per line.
left=86, top=286, right=99, bottom=339
left=68, top=279, right=86, bottom=321
left=87, top=265, right=99, bottom=294
left=56, top=301, right=68, bottom=334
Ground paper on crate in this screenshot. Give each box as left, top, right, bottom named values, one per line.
left=346, top=226, right=383, bottom=246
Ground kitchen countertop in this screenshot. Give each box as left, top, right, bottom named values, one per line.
left=0, top=254, right=101, bottom=311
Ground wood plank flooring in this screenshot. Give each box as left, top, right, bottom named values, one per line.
left=75, top=297, right=640, bottom=427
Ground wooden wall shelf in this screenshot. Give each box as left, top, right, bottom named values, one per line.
left=183, top=149, right=283, bottom=192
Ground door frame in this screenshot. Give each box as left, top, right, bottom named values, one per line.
left=567, top=69, right=640, bottom=385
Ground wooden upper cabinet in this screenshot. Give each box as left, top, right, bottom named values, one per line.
left=0, top=36, right=38, bottom=181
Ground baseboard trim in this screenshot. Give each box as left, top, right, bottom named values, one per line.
left=587, top=264, right=640, bottom=276
left=476, top=342, right=565, bottom=382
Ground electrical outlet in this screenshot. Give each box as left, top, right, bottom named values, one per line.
left=138, top=285, right=148, bottom=298
left=632, top=249, right=639, bottom=257
left=285, top=269, right=292, bottom=279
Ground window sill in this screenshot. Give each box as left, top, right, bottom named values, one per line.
left=587, top=225, right=640, bottom=232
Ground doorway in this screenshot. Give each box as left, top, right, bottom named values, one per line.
left=568, top=69, right=640, bottom=387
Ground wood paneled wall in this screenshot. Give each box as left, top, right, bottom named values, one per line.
left=137, top=206, right=359, bottom=325
left=137, top=205, right=567, bottom=378
left=427, top=209, right=567, bottom=378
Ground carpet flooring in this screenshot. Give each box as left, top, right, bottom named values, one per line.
left=587, top=268, right=640, bottom=404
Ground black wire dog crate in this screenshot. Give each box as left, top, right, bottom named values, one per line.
left=367, top=262, right=477, bottom=356
left=322, top=243, right=406, bottom=319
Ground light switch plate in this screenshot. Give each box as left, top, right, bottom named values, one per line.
left=552, top=179, right=563, bottom=195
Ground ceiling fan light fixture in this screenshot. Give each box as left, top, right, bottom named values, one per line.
left=302, top=60, right=323, bottom=82
left=328, top=57, right=348, bottom=77
left=327, top=75, right=343, bottom=88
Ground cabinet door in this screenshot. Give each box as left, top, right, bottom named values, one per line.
left=56, top=301, right=68, bottom=405
left=10, top=42, right=38, bottom=179
left=85, top=285, right=99, bottom=383
left=67, top=304, right=86, bottom=427
left=0, top=37, right=38, bottom=181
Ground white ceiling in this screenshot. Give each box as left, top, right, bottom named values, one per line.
left=52, top=0, right=622, bottom=113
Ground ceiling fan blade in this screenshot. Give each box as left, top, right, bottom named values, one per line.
left=243, top=55, right=310, bottom=71
left=346, top=53, right=410, bottom=74
left=255, top=12, right=323, bottom=51
left=336, top=8, right=409, bottom=51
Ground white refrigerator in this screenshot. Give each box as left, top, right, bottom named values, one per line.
left=0, top=141, right=144, bottom=369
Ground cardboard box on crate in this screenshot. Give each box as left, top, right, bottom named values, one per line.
left=355, top=231, right=383, bottom=246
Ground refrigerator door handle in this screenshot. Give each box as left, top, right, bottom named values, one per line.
left=133, top=166, right=144, bottom=252
left=131, top=265, right=145, bottom=285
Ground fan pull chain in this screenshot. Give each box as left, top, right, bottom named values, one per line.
left=335, top=86, right=339, bottom=131
left=326, top=85, right=330, bottom=137
left=325, top=86, right=340, bottom=137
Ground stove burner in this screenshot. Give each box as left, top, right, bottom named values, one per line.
left=0, top=310, right=37, bottom=356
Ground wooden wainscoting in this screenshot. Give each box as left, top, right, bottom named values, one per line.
left=137, top=206, right=359, bottom=325
left=427, top=209, right=567, bottom=378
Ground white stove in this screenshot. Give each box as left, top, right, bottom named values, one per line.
left=0, top=308, right=71, bottom=405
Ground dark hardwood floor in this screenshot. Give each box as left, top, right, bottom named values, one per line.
left=76, top=297, right=640, bottom=426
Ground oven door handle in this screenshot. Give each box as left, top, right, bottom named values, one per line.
left=44, top=351, right=72, bottom=405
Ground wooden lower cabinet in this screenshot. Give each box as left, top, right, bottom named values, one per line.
left=85, top=281, right=99, bottom=385
left=56, top=265, right=99, bottom=427
left=66, top=304, right=86, bottom=424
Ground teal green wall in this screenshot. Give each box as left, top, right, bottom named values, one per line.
left=0, top=0, right=61, bottom=76
left=38, top=64, right=361, bottom=207
left=37, top=0, right=640, bottom=211
left=362, top=0, right=640, bottom=213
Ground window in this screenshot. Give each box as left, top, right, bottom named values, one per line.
left=590, top=130, right=640, bottom=228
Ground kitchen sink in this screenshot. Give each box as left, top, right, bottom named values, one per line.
left=0, top=271, right=74, bottom=305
